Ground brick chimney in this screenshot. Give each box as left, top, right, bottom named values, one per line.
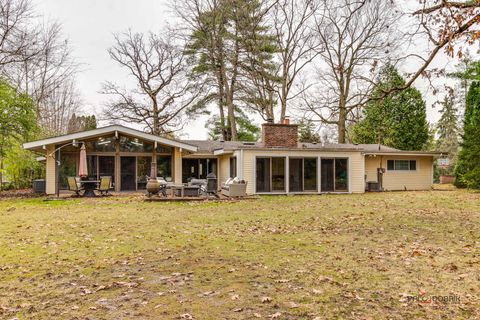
left=262, top=117, right=298, bottom=148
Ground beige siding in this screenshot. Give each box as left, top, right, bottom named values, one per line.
left=45, top=145, right=56, bottom=195
left=218, top=155, right=231, bottom=186
left=241, top=150, right=365, bottom=195
left=365, top=155, right=434, bottom=191
left=173, top=147, right=182, bottom=184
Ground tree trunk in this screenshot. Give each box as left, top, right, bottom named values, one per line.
left=337, top=106, right=347, bottom=143
left=152, top=98, right=160, bottom=135
left=215, top=70, right=227, bottom=140
left=280, top=66, right=288, bottom=122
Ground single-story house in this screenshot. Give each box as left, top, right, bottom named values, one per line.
left=22, top=121, right=444, bottom=195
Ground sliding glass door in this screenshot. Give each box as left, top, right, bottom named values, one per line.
left=256, top=157, right=285, bottom=193
left=289, top=158, right=318, bottom=192
left=256, top=158, right=271, bottom=192
left=321, top=158, right=348, bottom=192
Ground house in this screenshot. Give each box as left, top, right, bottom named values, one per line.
left=22, top=121, right=443, bottom=195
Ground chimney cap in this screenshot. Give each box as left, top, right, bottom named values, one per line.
left=266, top=118, right=274, bottom=124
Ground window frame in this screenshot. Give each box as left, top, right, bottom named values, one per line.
left=387, top=159, right=418, bottom=172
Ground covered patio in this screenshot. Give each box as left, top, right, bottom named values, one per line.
left=23, top=125, right=198, bottom=196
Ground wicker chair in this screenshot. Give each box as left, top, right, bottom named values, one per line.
left=67, top=177, right=84, bottom=196
left=97, top=176, right=112, bottom=196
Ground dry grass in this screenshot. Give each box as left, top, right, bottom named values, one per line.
left=0, top=190, right=479, bottom=319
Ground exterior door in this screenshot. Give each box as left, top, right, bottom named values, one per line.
left=120, top=156, right=136, bottom=191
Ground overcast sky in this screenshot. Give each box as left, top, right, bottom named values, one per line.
left=32, top=0, right=462, bottom=139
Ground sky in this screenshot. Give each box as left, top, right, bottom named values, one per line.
left=31, top=0, right=465, bottom=139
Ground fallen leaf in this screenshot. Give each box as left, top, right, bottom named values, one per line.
left=261, top=296, right=272, bottom=303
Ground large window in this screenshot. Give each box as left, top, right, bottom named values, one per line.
left=182, top=158, right=217, bottom=183
left=85, top=137, right=116, bottom=152
left=98, top=156, right=115, bottom=186
left=387, top=160, right=417, bottom=171
left=289, top=158, right=318, bottom=192
left=256, top=157, right=286, bottom=193
left=119, top=136, right=153, bottom=152
left=157, top=155, right=172, bottom=179
left=321, top=158, right=348, bottom=192
left=137, top=156, right=152, bottom=190
left=59, top=154, right=77, bottom=189
left=229, top=157, right=237, bottom=178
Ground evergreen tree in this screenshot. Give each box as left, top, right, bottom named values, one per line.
left=436, top=95, right=460, bottom=170
left=298, top=118, right=320, bottom=143
left=455, top=81, right=480, bottom=189
left=351, top=65, right=429, bottom=151
left=184, top=0, right=278, bottom=140
left=206, top=108, right=259, bottom=142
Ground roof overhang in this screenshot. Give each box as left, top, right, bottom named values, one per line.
left=22, top=125, right=198, bottom=152
left=213, top=148, right=234, bottom=155
left=364, top=151, right=446, bottom=157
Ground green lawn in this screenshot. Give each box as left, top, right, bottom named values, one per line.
left=0, top=191, right=479, bottom=319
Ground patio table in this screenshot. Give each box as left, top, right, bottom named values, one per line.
left=80, top=180, right=100, bottom=197
left=169, top=185, right=185, bottom=197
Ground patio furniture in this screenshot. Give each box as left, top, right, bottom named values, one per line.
left=221, top=181, right=247, bottom=197
left=80, top=180, right=100, bottom=197
left=206, top=172, right=217, bottom=193
left=169, top=185, right=185, bottom=197
left=67, top=177, right=84, bottom=196
left=97, top=176, right=112, bottom=196
left=188, top=179, right=206, bottom=187
left=184, top=185, right=200, bottom=197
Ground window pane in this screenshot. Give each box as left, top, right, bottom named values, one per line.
left=98, top=156, right=115, bottom=185
left=229, top=157, right=237, bottom=178
left=304, top=158, right=317, bottom=191
left=394, top=160, right=410, bottom=170
left=387, top=160, right=394, bottom=170
left=86, top=155, right=98, bottom=180
left=272, top=157, right=285, bottom=191
left=256, top=158, right=271, bottom=192
left=289, top=158, right=303, bottom=192
left=156, top=145, right=172, bottom=153
left=321, top=159, right=334, bottom=192
left=85, top=136, right=116, bottom=152
left=119, top=136, right=153, bottom=152
left=137, top=156, right=152, bottom=190
left=157, top=156, right=172, bottom=179
left=182, top=159, right=198, bottom=183
left=410, top=160, right=417, bottom=171
left=59, top=154, right=77, bottom=189
left=335, top=158, right=348, bottom=191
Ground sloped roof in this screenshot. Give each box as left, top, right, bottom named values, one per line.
left=23, top=125, right=198, bottom=152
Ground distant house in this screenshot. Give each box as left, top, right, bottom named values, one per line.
left=23, top=121, right=443, bottom=195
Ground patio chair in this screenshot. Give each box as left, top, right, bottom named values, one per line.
left=67, top=176, right=84, bottom=196
left=221, top=180, right=248, bottom=197
left=96, top=176, right=112, bottom=196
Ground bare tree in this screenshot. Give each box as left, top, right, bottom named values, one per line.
left=303, top=0, right=400, bottom=143
left=102, top=30, right=209, bottom=135
left=39, top=79, right=83, bottom=135
left=0, top=1, right=81, bottom=135
left=270, top=0, right=321, bottom=122
left=7, top=22, right=79, bottom=129
left=0, top=0, right=38, bottom=67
